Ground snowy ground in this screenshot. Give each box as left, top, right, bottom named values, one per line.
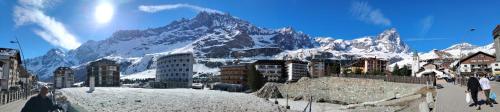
left=121, top=69, right=156, bottom=80
left=59, top=87, right=292, bottom=112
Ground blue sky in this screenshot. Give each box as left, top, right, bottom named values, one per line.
left=1, top=0, right=499, bottom=58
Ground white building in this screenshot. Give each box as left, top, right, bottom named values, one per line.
left=286, top=60, right=308, bottom=82
left=253, top=60, right=285, bottom=82
left=0, top=48, right=21, bottom=91
left=53, top=67, right=74, bottom=89
left=411, top=52, right=420, bottom=77
left=155, top=53, right=194, bottom=88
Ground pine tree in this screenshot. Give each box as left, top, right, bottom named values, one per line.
left=400, top=65, right=411, bottom=76
left=392, top=64, right=400, bottom=76
left=247, top=64, right=265, bottom=92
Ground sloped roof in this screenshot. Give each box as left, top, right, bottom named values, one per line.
left=459, top=51, right=495, bottom=63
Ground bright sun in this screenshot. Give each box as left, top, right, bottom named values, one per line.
left=94, top=2, right=114, bottom=24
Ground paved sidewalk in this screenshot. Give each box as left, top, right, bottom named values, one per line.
left=436, top=82, right=499, bottom=112
left=0, top=97, right=30, bottom=112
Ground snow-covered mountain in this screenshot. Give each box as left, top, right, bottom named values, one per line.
left=27, top=11, right=485, bottom=81
left=277, top=28, right=411, bottom=63
left=26, top=12, right=316, bottom=81
left=420, top=43, right=494, bottom=60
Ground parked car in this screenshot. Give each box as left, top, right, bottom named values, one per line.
left=192, top=83, right=204, bottom=89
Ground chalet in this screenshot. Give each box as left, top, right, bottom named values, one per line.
left=458, top=51, right=495, bottom=76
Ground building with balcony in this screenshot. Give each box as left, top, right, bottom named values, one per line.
left=458, top=51, right=495, bottom=76
left=345, top=57, right=388, bottom=74
left=220, top=64, right=249, bottom=85
left=0, top=48, right=21, bottom=91
left=154, top=53, right=194, bottom=88
left=285, top=60, right=308, bottom=82
left=253, top=60, right=286, bottom=82
left=53, top=67, right=74, bottom=89
left=86, top=59, right=120, bottom=87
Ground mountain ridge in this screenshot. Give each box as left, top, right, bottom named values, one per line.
left=25, top=11, right=489, bottom=81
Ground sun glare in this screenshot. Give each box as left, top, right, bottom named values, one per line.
left=94, top=2, right=114, bottom=24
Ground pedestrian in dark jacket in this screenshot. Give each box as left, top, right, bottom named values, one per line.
left=21, top=86, right=62, bottom=112
left=467, top=76, right=482, bottom=110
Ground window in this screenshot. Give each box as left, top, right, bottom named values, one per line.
left=464, top=65, right=467, bottom=67
left=186, top=69, right=189, bottom=71
left=109, top=66, right=117, bottom=71
left=183, top=64, right=186, bottom=66
left=496, top=64, right=498, bottom=66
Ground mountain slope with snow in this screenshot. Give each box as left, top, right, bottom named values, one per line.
left=25, top=11, right=492, bottom=81
left=25, top=12, right=315, bottom=81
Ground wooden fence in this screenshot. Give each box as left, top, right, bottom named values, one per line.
left=334, top=74, right=435, bottom=84
left=0, top=89, right=37, bottom=106
left=456, top=77, right=468, bottom=86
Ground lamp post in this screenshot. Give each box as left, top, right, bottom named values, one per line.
left=10, top=36, right=26, bottom=68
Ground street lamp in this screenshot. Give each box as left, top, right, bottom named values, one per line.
left=10, top=36, right=27, bottom=68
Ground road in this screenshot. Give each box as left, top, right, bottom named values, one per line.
left=436, top=80, right=500, bottom=112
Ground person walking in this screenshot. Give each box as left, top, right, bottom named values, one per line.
left=467, top=75, right=482, bottom=110
left=479, top=73, right=494, bottom=107
left=21, top=86, right=63, bottom=112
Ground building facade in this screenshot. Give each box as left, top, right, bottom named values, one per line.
left=253, top=60, right=285, bottom=82
left=459, top=51, right=495, bottom=76
left=53, top=67, right=74, bottom=89
left=0, top=48, right=21, bottom=91
left=346, top=57, right=388, bottom=74
left=86, top=59, right=120, bottom=87
left=308, top=60, right=325, bottom=78
left=220, top=64, right=248, bottom=85
left=492, top=25, right=500, bottom=76
left=154, top=53, right=194, bottom=88
left=285, top=60, right=308, bottom=82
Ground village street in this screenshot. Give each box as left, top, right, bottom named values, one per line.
left=0, top=97, right=30, bottom=112
left=436, top=81, right=500, bottom=112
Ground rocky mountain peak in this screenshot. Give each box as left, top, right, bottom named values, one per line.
left=46, top=48, right=65, bottom=57
left=377, top=28, right=400, bottom=42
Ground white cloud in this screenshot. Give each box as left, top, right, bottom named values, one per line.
left=138, top=3, right=222, bottom=14
left=420, top=16, right=434, bottom=35
left=13, top=0, right=81, bottom=50
left=350, top=1, right=391, bottom=26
